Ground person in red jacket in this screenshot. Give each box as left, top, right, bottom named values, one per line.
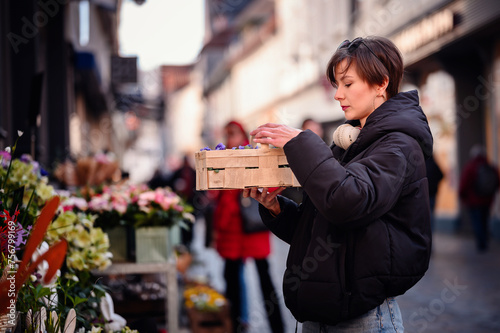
left=459, top=144, right=500, bottom=252
left=213, top=120, right=284, bottom=333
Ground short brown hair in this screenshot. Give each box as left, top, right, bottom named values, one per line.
left=326, top=36, right=404, bottom=99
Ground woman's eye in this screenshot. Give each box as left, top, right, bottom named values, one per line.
left=345, top=83, right=351, bottom=87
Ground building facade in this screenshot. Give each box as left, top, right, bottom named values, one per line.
left=187, top=0, right=500, bottom=228
left=0, top=0, right=125, bottom=168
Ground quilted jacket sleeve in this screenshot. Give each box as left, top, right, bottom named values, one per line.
left=259, top=195, right=301, bottom=244
left=284, top=131, right=411, bottom=229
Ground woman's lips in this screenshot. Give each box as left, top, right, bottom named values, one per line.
left=341, top=106, right=349, bottom=111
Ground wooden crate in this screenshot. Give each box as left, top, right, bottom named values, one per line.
left=195, top=145, right=300, bottom=190
left=187, top=305, right=232, bottom=333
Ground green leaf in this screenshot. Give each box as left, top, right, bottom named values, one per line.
left=72, top=296, right=87, bottom=307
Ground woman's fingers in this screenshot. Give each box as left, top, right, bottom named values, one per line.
left=268, top=187, right=286, bottom=199
left=250, top=123, right=281, bottom=137
left=245, top=186, right=285, bottom=210
left=261, top=187, right=285, bottom=204
left=250, top=124, right=301, bottom=148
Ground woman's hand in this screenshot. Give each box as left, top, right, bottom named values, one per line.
left=250, top=123, right=301, bottom=148
left=242, top=187, right=286, bottom=216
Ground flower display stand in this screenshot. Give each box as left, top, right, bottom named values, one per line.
left=135, top=225, right=180, bottom=263
left=106, top=227, right=128, bottom=262
left=93, top=262, right=178, bottom=333
left=195, top=144, right=300, bottom=190
left=187, top=305, right=232, bottom=333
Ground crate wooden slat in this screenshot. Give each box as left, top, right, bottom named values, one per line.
left=195, top=145, right=300, bottom=190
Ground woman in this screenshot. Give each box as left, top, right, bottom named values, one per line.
left=245, top=36, right=433, bottom=332
left=213, top=121, right=285, bottom=333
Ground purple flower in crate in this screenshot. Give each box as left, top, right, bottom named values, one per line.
left=245, top=144, right=253, bottom=149
left=238, top=145, right=246, bottom=149
left=200, top=146, right=211, bottom=151
left=215, top=143, right=226, bottom=150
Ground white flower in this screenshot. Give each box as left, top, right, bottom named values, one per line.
left=88, top=326, right=103, bottom=333
left=17, top=130, right=24, bottom=137
left=5, top=147, right=11, bottom=153
left=64, top=272, right=79, bottom=282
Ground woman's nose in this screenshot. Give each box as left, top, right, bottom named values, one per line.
left=334, top=87, right=342, bottom=101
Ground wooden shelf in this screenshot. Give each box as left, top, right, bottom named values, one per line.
left=93, top=261, right=178, bottom=332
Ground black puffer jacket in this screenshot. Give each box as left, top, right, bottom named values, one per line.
left=260, top=90, right=433, bottom=325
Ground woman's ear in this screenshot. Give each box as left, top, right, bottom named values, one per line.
left=376, top=76, right=389, bottom=97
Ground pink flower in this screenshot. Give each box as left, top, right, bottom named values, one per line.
left=88, top=195, right=112, bottom=211
left=111, top=196, right=128, bottom=214
left=61, top=197, right=89, bottom=211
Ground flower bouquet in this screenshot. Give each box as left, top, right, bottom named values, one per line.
left=184, top=284, right=231, bottom=333
left=53, top=152, right=120, bottom=190
left=76, top=182, right=194, bottom=263
left=184, top=284, right=227, bottom=312
left=83, top=183, right=195, bottom=228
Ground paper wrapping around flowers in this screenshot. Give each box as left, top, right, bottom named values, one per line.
left=54, top=157, right=120, bottom=187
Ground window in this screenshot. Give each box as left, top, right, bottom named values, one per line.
left=79, top=0, right=90, bottom=46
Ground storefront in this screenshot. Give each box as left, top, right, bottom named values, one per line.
left=389, top=0, right=500, bottom=227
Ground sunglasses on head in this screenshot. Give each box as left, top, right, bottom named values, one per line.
left=337, top=37, right=388, bottom=72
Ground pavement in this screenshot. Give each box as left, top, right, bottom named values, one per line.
left=185, top=217, right=500, bottom=333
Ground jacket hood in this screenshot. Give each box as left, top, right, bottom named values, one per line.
left=343, top=90, right=433, bottom=160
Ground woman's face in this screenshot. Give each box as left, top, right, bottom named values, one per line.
left=333, top=59, right=381, bottom=127
left=225, top=124, right=247, bottom=148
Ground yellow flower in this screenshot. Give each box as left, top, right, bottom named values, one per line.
left=67, top=251, right=87, bottom=271
left=36, top=182, right=55, bottom=202
left=47, top=211, right=77, bottom=239
left=71, top=224, right=92, bottom=248
left=183, top=285, right=227, bottom=311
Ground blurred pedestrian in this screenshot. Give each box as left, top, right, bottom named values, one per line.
left=213, top=120, right=284, bottom=333
left=147, top=167, right=169, bottom=190
left=426, top=154, right=443, bottom=230
left=301, top=118, right=324, bottom=140
left=459, top=144, right=499, bottom=252
left=246, top=36, right=432, bottom=332
left=167, top=154, right=197, bottom=249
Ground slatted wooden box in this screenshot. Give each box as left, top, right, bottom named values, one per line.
left=195, top=145, right=300, bottom=190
